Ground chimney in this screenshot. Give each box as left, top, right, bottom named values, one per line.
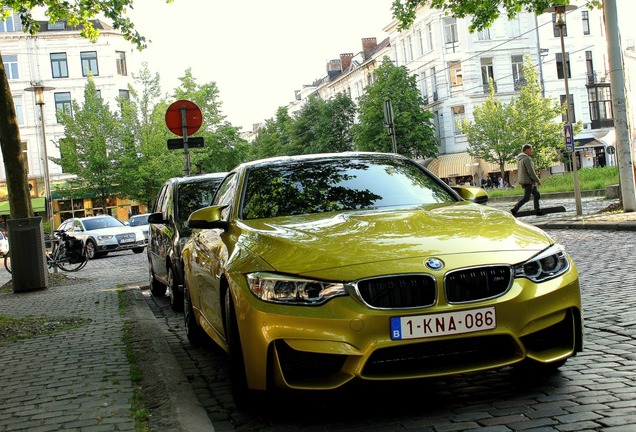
left=340, top=53, right=354, bottom=72
left=327, top=59, right=342, bottom=72
left=362, top=37, right=377, bottom=60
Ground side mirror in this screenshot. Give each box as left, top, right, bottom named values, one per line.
left=147, top=212, right=166, bottom=224
left=187, top=205, right=229, bottom=230
left=451, top=185, right=489, bottom=204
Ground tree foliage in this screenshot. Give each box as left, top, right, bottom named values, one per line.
left=353, top=57, right=437, bottom=159
left=52, top=76, right=121, bottom=212
left=390, top=0, right=601, bottom=32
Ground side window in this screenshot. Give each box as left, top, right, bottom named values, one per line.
left=212, top=173, right=237, bottom=220
left=162, top=185, right=173, bottom=219
left=153, top=184, right=167, bottom=213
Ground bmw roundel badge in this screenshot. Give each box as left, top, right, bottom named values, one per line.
left=425, top=258, right=444, bottom=270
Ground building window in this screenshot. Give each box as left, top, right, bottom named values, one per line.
left=3, top=54, right=18, bottom=79
left=511, top=55, right=524, bottom=90
left=406, top=35, right=413, bottom=62
left=477, top=27, right=490, bottom=40
left=560, top=94, right=576, bottom=123
left=430, top=67, right=438, bottom=101
left=556, top=53, right=571, bottom=79
left=54, top=92, right=72, bottom=121
left=508, top=17, right=521, bottom=37
left=116, top=51, right=128, bottom=75
left=13, top=96, right=24, bottom=125
left=481, top=57, right=495, bottom=92
left=417, top=29, right=425, bottom=56
left=586, top=51, right=595, bottom=83
left=21, top=142, right=29, bottom=175
left=0, top=13, right=14, bottom=32
left=419, top=71, right=428, bottom=101
left=119, top=89, right=130, bottom=100
left=552, top=13, right=568, bottom=37
left=80, top=51, right=99, bottom=76
left=50, top=53, right=69, bottom=78
left=433, top=110, right=442, bottom=138
left=452, top=105, right=465, bottom=135
left=48, top=22, right=65, bottom=30
left=588, top=85, right=613, bottom=129
left=401, top=41, right=408, bottom=64
left=427, top=23, right=433, bottom=50
left=582, top=11, right=590, bottom=35
left=443, top=17, right=459, bottom=52
left=449, top=61, right=463, bottom=87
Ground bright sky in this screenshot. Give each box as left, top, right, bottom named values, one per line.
left=125, top=0, right=636, bottom=133
left=127, top=0, right=394, bottom=132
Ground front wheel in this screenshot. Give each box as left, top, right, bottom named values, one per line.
left=85, top=240, right=97, bottom=260
left=132, top=247, right=145, bottom=254
left=149, top=265, right=167, bottom=297
left=184, top=283, right=205, bottom=345
left=168, top=267, right=183, bottom=312
left=56, top=243, right=88, bottom=272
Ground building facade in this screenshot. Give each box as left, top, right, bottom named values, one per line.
left=1, top=9, right=146, bottom=227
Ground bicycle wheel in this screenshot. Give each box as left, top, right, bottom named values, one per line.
left=56, top=243, right=88, bottom=272
left=3, top=252, right=10, bottom=274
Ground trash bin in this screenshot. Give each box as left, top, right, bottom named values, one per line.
left=7, top=217, right=48, bottom=292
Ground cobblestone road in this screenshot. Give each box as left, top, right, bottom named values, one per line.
left=141, top=215, right=636, bottom=431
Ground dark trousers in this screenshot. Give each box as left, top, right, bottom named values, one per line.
left=512, top=184, right=541, bottom=212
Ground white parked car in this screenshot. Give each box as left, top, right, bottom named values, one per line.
left=128, top=213, right=150, bottom=244
left=0, top=231, right=8, bottom=256
left=57, top=215, right=146, bottom=259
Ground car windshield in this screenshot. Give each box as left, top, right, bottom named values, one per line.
left=83, top=217, right=124, bottom=231
left=177, top=178, right=224, bottom=222
left=241, top=156, right=455, bottom=220
left=129, top=215, right=149, bottom=226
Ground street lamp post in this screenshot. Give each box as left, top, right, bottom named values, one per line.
left=25, top=82, right=56, bottom=235
left=545, top=4, right=582, bottom=216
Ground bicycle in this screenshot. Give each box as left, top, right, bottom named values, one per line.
left=4, top=230, right=88, bottom=274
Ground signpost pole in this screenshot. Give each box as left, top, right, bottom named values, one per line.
left=181, top=105, right=191, bottom=176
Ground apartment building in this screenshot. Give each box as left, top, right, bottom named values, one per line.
left=381, top=1, right=615, bottom=185
left=1, top=9, right=144, bottom=226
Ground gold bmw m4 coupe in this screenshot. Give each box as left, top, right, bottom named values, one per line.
left=181, top=152, right=582, bottom=408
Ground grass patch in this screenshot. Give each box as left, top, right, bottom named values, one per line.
left=488, top=165, right=619, bottom=198
left=118, top=288, right=150, bottom=432
left=0, top=315, right=90, bottom=342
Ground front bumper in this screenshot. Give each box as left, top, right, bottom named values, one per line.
left=230, top=269, right=582, bottom=391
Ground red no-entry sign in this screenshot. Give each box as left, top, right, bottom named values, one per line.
left=165, top=100, right=203, bottom=136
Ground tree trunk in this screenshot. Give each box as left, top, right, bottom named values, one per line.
left=0, top=52, right=33, bottom=219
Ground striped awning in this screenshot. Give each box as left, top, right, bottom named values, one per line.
left=480, top=160, right=517, bottom=174
left=426, top=152, right=478, bottom=178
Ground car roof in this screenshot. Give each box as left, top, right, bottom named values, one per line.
left=234, top=152, right=409, bottom=171
left=170, top=172, right=228, bottom=185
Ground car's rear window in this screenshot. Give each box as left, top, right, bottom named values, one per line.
left=177, top=177, right=224, bottom=221
left=241, top=157, right=454, bottom=220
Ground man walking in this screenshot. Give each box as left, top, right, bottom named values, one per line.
left=511, top=144, right=543, bottom=216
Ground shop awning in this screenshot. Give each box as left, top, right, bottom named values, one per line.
left=0, top=197, right=46, bottom=216
left=480, top=160, right=517, bottom=175
left=426, top=152, right=477, bottom=178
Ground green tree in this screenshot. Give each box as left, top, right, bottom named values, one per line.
left=353, top=57, right=437, bottom=159
left=458, top=80, right=517, bottom=181
left=249, top=107, right=295, bottom=160
left=291, top=93, right=356, bottom=154
left=170, top=69, right=249, bottom=174
left=52, top=76, right=121, bottom=213
left=391, top=0, right=600, bottom=32
left=0, top=0, right=170, bottom=219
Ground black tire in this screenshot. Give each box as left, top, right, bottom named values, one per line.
left=132, top=247, right=145, bottom=254
left=184, top=283, right=205, bottom=345
left=224, top=290, right=256, bottom=409
left=85, top=240, right=97, bottom=260
left=4, top=252, right=11, bottom=274
left=149, top=265, right=167, bottom=297
left=168, top=267, right=183, bottom=312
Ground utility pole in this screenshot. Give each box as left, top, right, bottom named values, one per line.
left=604, top=0, right=636, bottom=211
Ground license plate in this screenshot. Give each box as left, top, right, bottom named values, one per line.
left=390, top=307, right=496, bottom=340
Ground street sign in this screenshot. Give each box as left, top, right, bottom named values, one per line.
left=167, top=136, right=204, bottom=150
left=165, top=100, right=203, bottom=136
left=564, top=123, right=574, bottom=152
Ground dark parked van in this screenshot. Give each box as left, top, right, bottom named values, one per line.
left=147, top=172, right=227, bottom=311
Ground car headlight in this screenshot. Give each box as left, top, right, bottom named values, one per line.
left=97, top=235, right=114, bottom=241
left=247, top=272, right=346, bottom=305
left=514, top=244, right=570, bottom=283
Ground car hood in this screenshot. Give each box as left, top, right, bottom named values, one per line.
left=233, top=202, right=553, bottom=278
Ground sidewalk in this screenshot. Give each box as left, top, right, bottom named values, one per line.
left=1, top=196, right=635, bottom=431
